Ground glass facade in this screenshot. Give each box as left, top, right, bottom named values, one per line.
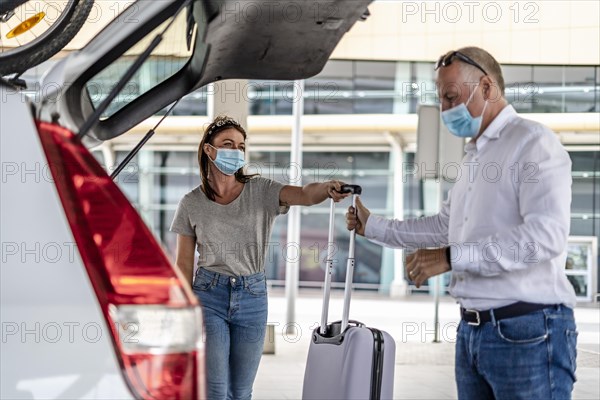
left=246, top=61, right=599, bottom=116
left=144, top=60, right=600, bottom=115
left=101, top=149, right=395, bottom=289
left=568, top=151, right=600, bottom=298
left=247, top=150, right=393, bottom=287
left=85, top=11, right=195, bottom=118
left=82, top=57, right=598, bottom=297
left=96, top=147, right=598, bottom=297
left=22, top=59, right=599, bottom=116
left=565, top=238, right=596, bottom=301
left=403, top=149, right=600, bottom=295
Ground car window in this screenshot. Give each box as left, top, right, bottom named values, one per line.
left=86, top=10, right=195, bottom=118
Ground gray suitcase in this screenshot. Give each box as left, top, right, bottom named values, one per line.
left=302, top=185, right=396, bottom=400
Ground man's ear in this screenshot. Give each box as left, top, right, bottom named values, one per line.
left=482, top=75, right=504, bottom=103
left=481, top=75, right=493, bottom=101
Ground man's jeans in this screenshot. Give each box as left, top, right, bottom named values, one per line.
left=456, top=304, right=578, bottom=400
left=193, top=268, right=268, bottom=400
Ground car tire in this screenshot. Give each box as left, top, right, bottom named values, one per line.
left=0, top=0, right=94, bottom=76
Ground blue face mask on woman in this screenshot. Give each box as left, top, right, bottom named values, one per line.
left=207, top=144, right=246, bottom=175
left=441, top=84, right=488, bottom=138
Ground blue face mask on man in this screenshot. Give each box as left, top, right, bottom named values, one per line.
left=207, top=144, right=246, bottom=175
left=441, top=83, right=488, bottom=138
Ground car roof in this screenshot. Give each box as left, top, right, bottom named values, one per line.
left=42, top=0, right=372, bottom=143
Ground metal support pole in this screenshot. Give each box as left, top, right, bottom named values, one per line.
left=285, top=80, right=304, bottom=334
left=384, top=132, right=408, bottom=297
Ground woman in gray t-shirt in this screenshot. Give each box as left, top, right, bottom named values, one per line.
left=170, top=115, right=347, bottom=400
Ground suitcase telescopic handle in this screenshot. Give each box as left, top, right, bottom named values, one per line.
left=319, top=184, right=363, bottom=335
left=320, top=199, right=337, bottom=334
left=339, top=184, right=362, bottom=195
left=341, top=187, right=360, bottom=332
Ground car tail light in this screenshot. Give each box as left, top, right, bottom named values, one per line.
left=36, top=121, right=205, bottom=400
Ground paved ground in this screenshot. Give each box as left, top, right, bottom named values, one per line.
left=253, top=289, right=600, bottom=400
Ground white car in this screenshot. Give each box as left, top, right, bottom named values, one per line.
left=0, top=1, right=371, bottom=398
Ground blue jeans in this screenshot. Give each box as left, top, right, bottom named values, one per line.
left=193, top=268, right=268, bottom=400
left=456, top=305, right=578, bottom=400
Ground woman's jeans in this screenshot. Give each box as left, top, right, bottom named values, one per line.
left=193, top=268, right=268, bottom=400
left=456, top=305, right=578, bottom=400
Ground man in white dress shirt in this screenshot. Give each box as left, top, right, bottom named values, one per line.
left=347, top=47, right=578, bottom=399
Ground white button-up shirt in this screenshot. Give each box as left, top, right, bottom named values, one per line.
left=365, top=105, right=577, bottom=309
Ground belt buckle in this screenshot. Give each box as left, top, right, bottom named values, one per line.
left=465, top=309, right=481, bottom=326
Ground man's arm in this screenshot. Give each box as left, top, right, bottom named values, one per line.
left=348, top=196, right=451, bottom=249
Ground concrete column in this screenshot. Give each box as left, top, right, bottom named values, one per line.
left=285, top=80, right=304, bottom=334
left=385, top=132, right=409, bottom=297
left=138, top=150, right=154, bottom=229
left=393, top=62, right=410, bottom=114
left=207, top=79, right=249, bottom=127
left=99, top=142, right=115, bottom=173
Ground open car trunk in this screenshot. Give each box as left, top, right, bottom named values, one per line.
left=40, top=0, right=372, bottom=144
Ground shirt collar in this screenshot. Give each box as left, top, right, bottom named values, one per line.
left=465, top=104, right=518, bottom=153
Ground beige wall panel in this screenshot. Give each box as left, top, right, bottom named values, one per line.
left=542, top=3, right=573, bottom=29
left=375, top=7, right=404, bottom=35
left=451, top=32, right=483, bottom=56
left=397, top=34, right=429, bottom=61
left=425, top=33, right=455, bottom=60
left=510, top=28, right=542, bottom=62
left=332, top=1, right=600, bottom=65
left=570, top=28, right=600, bottom=64
left=481, top=30, right=511, bottom=62
left=29, top=1, right=598, bottom=65
left=538, top=29, right=571, bottom=62
left=569, top=1, right=600, bottom=28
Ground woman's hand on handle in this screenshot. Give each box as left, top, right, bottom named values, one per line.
left=327, top=180, right=349, bottom=203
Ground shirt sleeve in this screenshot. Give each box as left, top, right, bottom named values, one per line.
left=170, top=197, right=196, bottom=237
left=364, top=193, right=451, bottom=249
left=451, top=128, right=572, bottom=276
left=261, top=178, right=290, bottom=216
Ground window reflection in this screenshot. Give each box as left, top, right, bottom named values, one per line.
left=86, top=11, right=195, bottom=118
left=104, top=147, right=598, bottom=295
left=244, top=61, right=598, bottom=116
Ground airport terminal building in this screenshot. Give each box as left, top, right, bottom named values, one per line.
left=25, top=1, right=600, bottom=301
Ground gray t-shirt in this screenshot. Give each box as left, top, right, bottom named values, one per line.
left=170, top=177, right=289, bottom=276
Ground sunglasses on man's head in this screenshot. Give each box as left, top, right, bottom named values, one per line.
left=435, top=51, right=488, bottom=76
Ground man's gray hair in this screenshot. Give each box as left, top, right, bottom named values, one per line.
left=457, top=46, right=505, bottom=97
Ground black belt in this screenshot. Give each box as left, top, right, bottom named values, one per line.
left=461, top=302, right=554, bottom=326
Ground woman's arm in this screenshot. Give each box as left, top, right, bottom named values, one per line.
left=279, top=181, right=348, bottom=206
left=175, top=234, right=196, bottom=286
